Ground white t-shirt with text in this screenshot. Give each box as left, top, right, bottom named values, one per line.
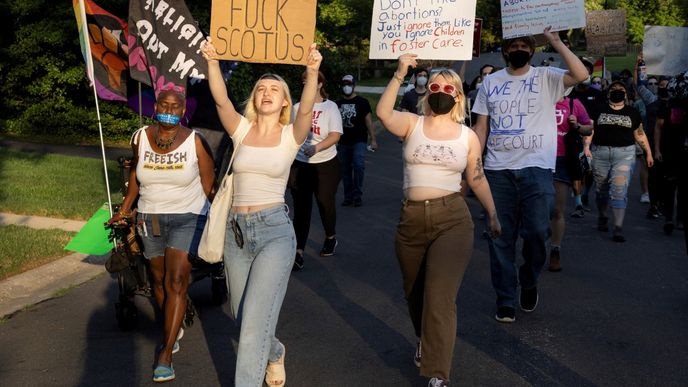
left=472, top=66, right=566, bottom=170
left=293, top=100, right=343, bottom=164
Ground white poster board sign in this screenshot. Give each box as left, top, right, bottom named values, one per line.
left=643, top=26, right=688, bottom=76
left=369, top=0, right=477, bottom=60
left=501, top=0, right=585, bottom=39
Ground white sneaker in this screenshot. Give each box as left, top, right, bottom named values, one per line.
left=640, top=193, right=650, bottom=203
left=428, top=377, right=449, bottom=387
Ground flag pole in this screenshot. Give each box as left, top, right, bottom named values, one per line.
left=78, top=0, right=114, bottom=217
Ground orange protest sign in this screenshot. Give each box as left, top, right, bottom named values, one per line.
left=210, top=0, right=316, bottom=65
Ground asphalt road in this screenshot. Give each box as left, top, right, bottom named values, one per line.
left=1, top=131, right=687, bottom=386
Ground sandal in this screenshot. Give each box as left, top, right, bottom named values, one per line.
left=265, top=344, right=286, bottom=386
left=153, top=363, right=175, bottom=383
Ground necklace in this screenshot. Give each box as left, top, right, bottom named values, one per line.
left=154, top=127, right=178, bottom=150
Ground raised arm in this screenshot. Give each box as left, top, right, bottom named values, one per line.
left=543, top=27, right=588, bottom=88
left=201, top=38, right=242, bottom=136
left=293, top=44, right=322, bottom=144
left=376, top=53, right=418, bottom=139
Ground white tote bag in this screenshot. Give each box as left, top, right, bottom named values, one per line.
left=197, top=124, right=248, bottom=263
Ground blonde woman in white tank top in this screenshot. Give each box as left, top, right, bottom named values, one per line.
left=377, top=54, right=501, bottom=387
left=202, top=39, right=323, bottom=387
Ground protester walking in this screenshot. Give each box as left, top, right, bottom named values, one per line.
left=108, top=88, right=216, bottom=382
left=289, top=70, right=343, bottom=271
left=377, top=55, right=501, bottom=387
left=203, top=38, right=322, bottom=387
left=588, top=81, right=653, bottom=242
left=337, top=75, right=377, bottom=207
left=472, top=27, right=588, bottom=323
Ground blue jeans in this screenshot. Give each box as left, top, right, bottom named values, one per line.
left=591, top=145, right=636, bottom=210
left=223, top=205, right=296, bottom=387
left=338, top=142, right=366, bottom=201
left=485, top=168, right=555, bottom=307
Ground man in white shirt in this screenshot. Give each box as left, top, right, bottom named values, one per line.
left=472, top=27, right=588, bottom=323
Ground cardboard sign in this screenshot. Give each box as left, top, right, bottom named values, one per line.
left=369, top=0, right=477, bottom=60
left=585, top=9, right=627, bottom=57
left=210, top=0, right=316, bottom=65
left=501, top=0, right=585, bottom=40
left=644, top=26, right=688, bottom=76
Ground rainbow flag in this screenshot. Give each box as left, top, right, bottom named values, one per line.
left=592, top=57, right=605, bottom=78
left=72, top=0, right=129, bottom=101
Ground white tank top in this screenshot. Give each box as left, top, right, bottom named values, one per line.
left=134, top=127, right=209, bottom=214
left=231, top=117, right=302, bottom=206
left=402, top=116, right=470, bottom=192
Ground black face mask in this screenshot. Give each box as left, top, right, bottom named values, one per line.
left=508, top=50, right=531, bottom=69
left=609, top=90, right=626, bottom=103
left=428, top=92, right=456, bottom=115
left=658, top=88, right=669, bottom=98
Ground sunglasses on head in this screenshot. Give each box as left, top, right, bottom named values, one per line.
left=428, top=83, right=456, bottom=95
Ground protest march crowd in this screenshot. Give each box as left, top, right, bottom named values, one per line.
left=88, top=1, right=688, bottom=386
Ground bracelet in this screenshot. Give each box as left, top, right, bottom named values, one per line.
left=393, top=72, right=404, bottom=84
left=118, top=208, right=132, bottom=217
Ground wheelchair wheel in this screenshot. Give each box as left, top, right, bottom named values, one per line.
left=183, top=296, right=196, bottom=328
left=115, top=296, right=138, bottom=331
left=211, top=276, right=228, bottom=305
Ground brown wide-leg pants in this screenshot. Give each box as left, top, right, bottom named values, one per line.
left=395, top=192, right=474, bottom=380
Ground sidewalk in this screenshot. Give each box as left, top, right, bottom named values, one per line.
left=0, top=212, right=108, bottom=318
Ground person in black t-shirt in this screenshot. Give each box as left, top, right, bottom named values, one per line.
left=588, top=81, right=653, bottom=242
left=399, top=67, right=428, bottom=114
left=336, top=74, right=377, bottom=207
left=655, top=97, right=688, bottom=234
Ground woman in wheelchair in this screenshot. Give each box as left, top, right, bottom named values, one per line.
left=108, top=87, right=215, bottom=382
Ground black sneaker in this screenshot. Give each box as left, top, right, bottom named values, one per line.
left=612, top=226, right=626, bottom=242
left=413, top=341, right=421, bottom=368
left=341, top=199, right=353, bottom=207
left=570, top=206, right=585, bottom=218
left=353, top=198, right=362, bottom=207
left=597, top=216, right=609, bottom=232
left=494, top=306, right=516, bottom=323
left=647, top=206, right=660, bottom=219
left=292, top=251, right=304, bottom=271
left=320, top=237, right=338, bottom=256
left=520, top=287, right=538, bottom=312
left=428, top=377, right=449, bottom=387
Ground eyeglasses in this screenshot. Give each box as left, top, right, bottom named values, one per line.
left=648, top=81, right=658, bottom=85
left=592, top=81, right=602, bottom=85
left=231, top=219, right=244, bottom=249
left=428, top=83, right=456, bottom=95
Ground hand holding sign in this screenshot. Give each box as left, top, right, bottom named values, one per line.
left=201, top=37, right=219, bottom=62
left=305, top=43, right=322, bottom=72
left=396, top=53, right=418, bottom=79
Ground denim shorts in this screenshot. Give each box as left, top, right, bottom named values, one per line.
left=553, top=156, right=571, bottom=184
left=137, top=212, right=206, bottom=259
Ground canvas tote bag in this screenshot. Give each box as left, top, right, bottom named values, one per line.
left=197, top=123, right=249, bottom=263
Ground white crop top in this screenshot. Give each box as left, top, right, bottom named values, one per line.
left=135, top=127, right=209, bottom=214
left=402, top=116, right=470, bottom=192
left=231, top=116, right=302, bottom=206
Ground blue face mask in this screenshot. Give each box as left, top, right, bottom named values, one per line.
left=155, top=113, right=181, bottom=125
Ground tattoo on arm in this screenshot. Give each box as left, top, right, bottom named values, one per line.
left=635, top=127, right=646, bottom=137
left=473, top=157, right=485, bottom=182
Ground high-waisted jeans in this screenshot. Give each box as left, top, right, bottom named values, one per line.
left=223, top=205, right=296, bottom=387
left=395, top=192, right=474, bottom=380
left=591, top=145, right=636, bottom=209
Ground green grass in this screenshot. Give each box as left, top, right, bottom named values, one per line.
left=0, top=148, right=121, bottom=220
left=0, top=225, right=75, bottom=280
left=603, top=52, right=638, bottom=73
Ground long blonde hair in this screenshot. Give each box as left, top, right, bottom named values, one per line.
left=243, top=73, right=293, bottom=125
left=420, top=69, right=466, bottom=123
